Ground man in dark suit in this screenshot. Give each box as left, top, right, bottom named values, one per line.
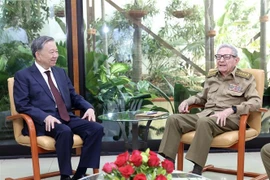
left=13, top=36, right=104, bottom=180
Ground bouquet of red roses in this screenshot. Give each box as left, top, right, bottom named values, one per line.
left=102, top=148, right=174, bottom=180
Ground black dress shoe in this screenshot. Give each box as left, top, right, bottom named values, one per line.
left=60, top=177, right=71, bottom=180
left=192, top=163, right=203, bottom=175
left=71, top=175, right=85, bottom=180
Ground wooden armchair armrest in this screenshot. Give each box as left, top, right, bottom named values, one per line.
left=6, top=114, right=38, bottom=149
left=234, top=107, right=267, bottom=130
left=7, top=114, right=36, bottom=132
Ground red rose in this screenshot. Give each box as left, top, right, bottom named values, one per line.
left=133, top=173, right=147, bottom=180
left=115, top=151, right=129, bottom=167
left=148, top=154, right=160, bottom=167
left=132, top=150, right=141, bottom=155
left=118, top=164, right=135, bottom=178
left=130, top=150, right=142, bottom=167
left=149, top=150, right=158, bottom=157
left=155, top=174, right=167, bottom=180
left=162, top=159, right=174, bottom=173
left=102, top=162, right=117, bottom=173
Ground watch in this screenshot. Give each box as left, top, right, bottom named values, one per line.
left=232, top=106, right=237, bottom=114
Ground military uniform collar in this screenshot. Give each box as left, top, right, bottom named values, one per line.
left=230, top=67, right=238, bottom=79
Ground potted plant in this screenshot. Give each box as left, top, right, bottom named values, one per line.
left=208, top=29, right=216, bottom=37
left=166, top=0, right=197, bottom=19
left=54, top=2, right=65, bottom=17
left=207, top=15, right=216, bottom=37
left=125, top=0, right=157, bottom=19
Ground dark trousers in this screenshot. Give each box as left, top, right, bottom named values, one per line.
left=45, top=116, right=104, bottom=175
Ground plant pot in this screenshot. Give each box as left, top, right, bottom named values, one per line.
left=172, top=10, right=192, bottom=18
left=260, top=15, right=269, bottom=23
left=87, top=28, right=96, bottom=35
left=55, top=10, right=65, bottom=17
left=128, top=10, right=148, bottom=19
left=207, top=30, right=216, bottom=37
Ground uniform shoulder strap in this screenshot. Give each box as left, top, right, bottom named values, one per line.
left=235, top=69, right=252, bottom=79
left=206, top=69, right=218, bottom=78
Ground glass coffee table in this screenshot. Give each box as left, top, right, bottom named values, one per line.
left=80, top=170, right=210, bottom=180
left=98, top=110, right=169, bottom=150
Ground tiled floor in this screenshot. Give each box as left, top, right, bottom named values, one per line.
left=0, top=151, right=268, bottom=180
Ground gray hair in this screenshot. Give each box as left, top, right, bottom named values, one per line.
left=31, top=36, right=55, bottom=58
left=216, top=44, right=238, bottom=57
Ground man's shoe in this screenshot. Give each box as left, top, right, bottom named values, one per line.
left=71, top=175, right=85, bottom=180
left=60, top=176, right=71, bottom=180
left=158, top=152, right=175, bottom=164
left=191, top=163, right=203, bottom=175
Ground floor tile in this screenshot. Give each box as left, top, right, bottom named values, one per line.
left=0, top=152, right=268, bottom=180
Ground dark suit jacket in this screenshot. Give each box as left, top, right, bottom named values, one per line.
left=14, top=63, right=93, bottom=136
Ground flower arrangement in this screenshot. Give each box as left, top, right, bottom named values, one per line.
left=102, top=148, right=174, bottom=180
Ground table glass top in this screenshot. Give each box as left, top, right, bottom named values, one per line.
left=80, top=171, right=210, bottom=180
left=98, top=110, right=169, bottom=122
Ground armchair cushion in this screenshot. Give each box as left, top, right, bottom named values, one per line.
left=181, top=128, right=258, bottom=148
left=16, top=134, right=83, bottom=150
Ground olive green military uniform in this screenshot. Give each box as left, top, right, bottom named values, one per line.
left=159, top=68, right=261, bottom=167
left=261, top=143, right=270, bottom=177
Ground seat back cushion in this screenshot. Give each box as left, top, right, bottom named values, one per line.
left=7, top=77, right=23, bottom=142
left=242, top=69, right=264, bottom=133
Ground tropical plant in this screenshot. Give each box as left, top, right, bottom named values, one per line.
left=55, top=17, right=66, bottom=34
left=56, top=41, right=68, bottom=71
left=84, top=51, right=171, bottom=140
left=0, top=0, right=49, bottom=42
left=240, top=48, right=261, bottom=69
left=85, top=51, right=164, bottom=117
left=0, top=41, right=33, bottom=111
left=162, top=0, right=205, bottom=78
left=214, top=0, right=259, bottom=47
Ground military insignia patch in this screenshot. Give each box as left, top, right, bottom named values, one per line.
left=228, top=84, right=242, bottom=92
left=235, top=69, right=251, bottom=79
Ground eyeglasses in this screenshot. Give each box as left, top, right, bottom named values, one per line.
left=215, top=54, right=236, bottom=61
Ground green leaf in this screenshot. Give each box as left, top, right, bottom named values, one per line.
left=110, top=62, right=130, bottom=74
left=149, top=82, right=174, bottom=113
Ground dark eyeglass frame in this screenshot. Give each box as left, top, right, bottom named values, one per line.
left=215, top=54, right=236, bottom=61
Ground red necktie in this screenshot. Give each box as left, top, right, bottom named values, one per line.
left=45, top=71, right=70, bottom=121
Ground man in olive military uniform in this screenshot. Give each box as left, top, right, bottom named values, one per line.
left=261, top=144, right=270, bottom=177
left=159, top=44, right=261, bottom=175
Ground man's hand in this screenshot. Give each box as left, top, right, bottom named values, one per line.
left=178, top=100, right=189, bottom=113
left=210, top=108, right=234, bottom=127
left=82, top=108, right=96, bottom=122
left=44, top=115, right=62, bottom=132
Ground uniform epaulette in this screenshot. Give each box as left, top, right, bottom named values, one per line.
left=235, top=69, right=252, bottom=79
left=206, top=69, right=218, bottom=78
